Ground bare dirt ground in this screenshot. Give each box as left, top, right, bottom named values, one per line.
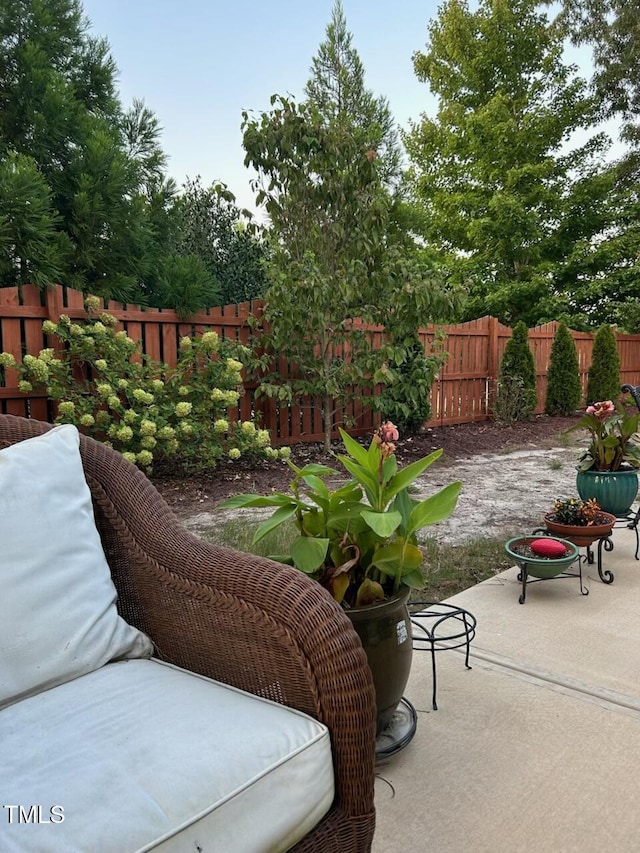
left=152, top=415, right=586, bottom=544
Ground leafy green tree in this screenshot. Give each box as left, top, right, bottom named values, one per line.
left=545, top=322, right=582, bottom=415
left=0, top=0, right=171, bottom=301
left=151, top=254, right=220, bottom=320
left=559, top=0, right=640, bottom=128
left=243, top=95, right=457, bottom=450
left=172, top=178, right=269, bottom=306
left=495, top=321, right=537, bottom=421
left=615, top=299, right=640, bottom=334
left=586, top=324, right=621, bottom=404
left=405, top=0, right=614, bottom=327
left=559, top=1, right=640, bottom=328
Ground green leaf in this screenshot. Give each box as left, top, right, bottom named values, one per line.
left=338, top=455, right=379, bottom=505
left=401, top=569, right=426, bottom=589
left=382, top=454, right=397, bottom=484
left=406, top=481, right=462, bottom=535
left=383, top=450, right=443, bottom=502
left=370, top=542, right=423, bottom=576
left=253, top=505, right=298, bottom=543
left=361, top=509, right=402, bottom=537
left=301, top=474, right=330, bottom=499
left=290, top=536, right=329, bottom=573
left=266, top=554, right=295, bottom=566
left=392, top=488, right=418, bottom=533
left=219, top=493, right=295, bottom=509
left=338, top=428, right=369, bottom=466
left=297, top=463, right=338, bottom=477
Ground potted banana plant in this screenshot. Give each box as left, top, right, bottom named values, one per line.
left=220, top=422, right=462, bottom=734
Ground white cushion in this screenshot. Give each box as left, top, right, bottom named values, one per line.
left=0, top=424, right=152, bottom=708
left=0, top=658, right=335, bottom=852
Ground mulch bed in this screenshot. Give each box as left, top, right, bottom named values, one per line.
left=151, top=414, right=581, bottom=516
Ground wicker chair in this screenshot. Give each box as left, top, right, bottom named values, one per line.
left=0, top=413, right=376, bottom=852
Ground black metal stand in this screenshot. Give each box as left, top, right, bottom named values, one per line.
left=375, top=697, right=417, bottom=761
left=409, top=602, right=477, bottom=710
left=619, top=507, right=640, bottom=560
left=533, top=527, right=614, bottom=585
left=515, top=559, right=588, bottom=604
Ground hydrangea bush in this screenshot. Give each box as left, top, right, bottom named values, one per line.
left=0, top=297, right=287, bottom=472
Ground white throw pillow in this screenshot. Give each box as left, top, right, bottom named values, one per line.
left=0, top=424, right=153, bottom=708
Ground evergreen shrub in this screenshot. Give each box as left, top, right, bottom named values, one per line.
left=494, top=321, right=537, bottom=422
left=545, top=322, right=582, bottom=415
left=585, top=324, right=621, bottom=405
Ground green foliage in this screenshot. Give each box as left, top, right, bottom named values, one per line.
left=0, top=0, right=175, bottom=303
left=172, top=178, right=269, bottom=306
left=405, top=0, right=614, bottom=326
left=585, top=324, right=621, bottom=404
left=243, top=92, right=458, bottom=449
left=615, top=299, right=640, bottom=333
left=376, top=335, right=439, bottom=434
left=304, top=0, right=401, bottom=189
left=495, top=321, right=537, bottom=421
left=565, top=399, right=640, bottom=471
left=0, top=297, right=285, bottom=472
left=151, top=253, right=220, bottom=319
left=549, top=497, right=603, bottom=526
left=560, top=0, right=640, bottom=124
left=545, top=322, right=582, bottom=415
left=0, top=152, right=68, bottom=289
left=219, top=423, right=462, bottom=607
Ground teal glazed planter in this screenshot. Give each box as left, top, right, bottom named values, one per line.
left=576, top=468, right=639, bottom=517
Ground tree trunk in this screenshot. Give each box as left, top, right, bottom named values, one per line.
left=323, top=394, right=333, bottom=453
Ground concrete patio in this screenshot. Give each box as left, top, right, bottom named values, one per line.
left=373, top=521, right=640, bottom=852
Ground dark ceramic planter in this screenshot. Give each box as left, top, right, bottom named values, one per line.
left=543, top=511, right=616, bottom=548
left=346, top=586, right=413, bottom=735
left=576, top=468, right=638, bottom=517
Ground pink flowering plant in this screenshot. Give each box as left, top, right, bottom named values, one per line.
left=567, top=400, right=640, bottom=472
left=220, top=421, right=462, bottom=608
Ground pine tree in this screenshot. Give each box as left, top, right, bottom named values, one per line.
left=304, top=0, right=401, bottom=188
left=0, top=0, right=170, bottom=301
left=545, top=323, right=582, bottom=415
left=586, top=324, right=621, bottom=404
left=495, top=321, right=538, bottom=421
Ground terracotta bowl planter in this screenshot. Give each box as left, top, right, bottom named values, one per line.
left=543, top=511, right=616, bottom=548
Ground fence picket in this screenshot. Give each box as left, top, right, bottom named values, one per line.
left=1, top=284, right=639, bottom=442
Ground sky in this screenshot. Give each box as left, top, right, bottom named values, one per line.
left=81, top=1, right=605, bottom=218
left=81, top=0, right=443, bottom=215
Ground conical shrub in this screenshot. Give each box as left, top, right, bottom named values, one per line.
left=494, top=321, right=537, bottom=422
left=545, top=322, right=582, bottom=415
left=586, top=324, right=620, bottom=404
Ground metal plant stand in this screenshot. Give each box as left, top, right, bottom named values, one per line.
left=620, top=509, right=640, bottom=560
left=533, top=527, right=615, bottom=585
left=409, top=602, right=477, bottom=711
left=375, top=698, right=417, bottom=761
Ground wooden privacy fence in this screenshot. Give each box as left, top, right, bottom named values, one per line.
left=1, top=284, right=639, bottom=444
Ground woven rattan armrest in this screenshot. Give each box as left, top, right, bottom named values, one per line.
left=0, top=415, right=376, bottom=852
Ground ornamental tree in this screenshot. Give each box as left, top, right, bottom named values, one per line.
left=243, top=95, right=457, bottom=450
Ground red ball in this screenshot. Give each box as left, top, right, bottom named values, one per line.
left=530, top=538, right=567, bottom=558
